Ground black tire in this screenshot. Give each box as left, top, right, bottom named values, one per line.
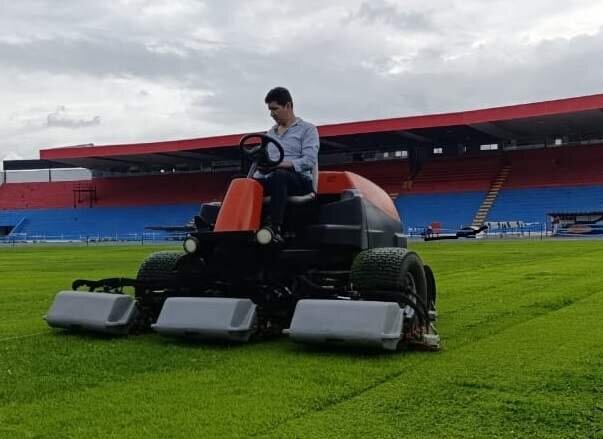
left=135, top=251, right=184, bottom=329
left=135, top=251, right=183, bottom=297
left=350, top=247, right=428, bottom=324
left=424, top=264, right=436, bottom=311
left=350, top=248, right=425, bottom=291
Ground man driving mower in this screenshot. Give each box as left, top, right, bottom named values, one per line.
left=44, top=87, right=440, bottom=352
left=254, top=87, right=319, bottom=241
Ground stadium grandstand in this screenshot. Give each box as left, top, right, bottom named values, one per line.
left=1, top=93, right=603, bottom=242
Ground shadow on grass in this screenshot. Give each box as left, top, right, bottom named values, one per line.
left=51, top=329, right=129, bottom=341
left=280, top=340, right=440, bottom=359
left=49, top=328, right=441, bottom=360
left=150, top=333, right=443, bottom=358
left=151, top=333, right=269, bottom=350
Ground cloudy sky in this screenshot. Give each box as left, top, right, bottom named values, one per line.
left=1, top=0, right=602, bottom=167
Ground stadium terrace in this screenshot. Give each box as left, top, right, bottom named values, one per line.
left=1, top=93, right=603, bottom=242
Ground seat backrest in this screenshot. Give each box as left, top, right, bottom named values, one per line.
left=261, top=162, right=319, bottom=205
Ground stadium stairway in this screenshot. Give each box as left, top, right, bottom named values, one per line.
left=9, top=217, right=29, bottom=237
left=471, top=164, right=511, bottom=227
left=393, top=154, right=500, bottom=231
left=0, top=211, right=27, bottom=238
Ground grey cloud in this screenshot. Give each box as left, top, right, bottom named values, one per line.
left=46, top=106, right=101, bottom=129
left=385, top=31, right=603, bottom=116
left=348, top=1, right=433, bottom=32
left=2, top=0, right=603, bottom=163
left=0, top=36, right=212, bottom=79
left=183, top=26, right=603, bottom=132
left=4, top=14, right=602, bottom=130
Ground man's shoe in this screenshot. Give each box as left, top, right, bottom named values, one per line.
left=268, top=224, right=284, bottom=244
left=272, top=231, right=284, bottom=244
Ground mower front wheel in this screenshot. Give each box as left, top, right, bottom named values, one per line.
left=136, top=251, right=183, bottom=286
left=135, top=251, right=184, bottom=327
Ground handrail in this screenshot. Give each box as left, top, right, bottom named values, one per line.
left=7, top=217, right=27, bottom=237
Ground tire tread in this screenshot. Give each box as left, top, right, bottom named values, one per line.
left=136, top=251, right=183, bottom=284
left=351, top=247, right=417, bottom=291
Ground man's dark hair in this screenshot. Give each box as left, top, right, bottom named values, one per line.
left=265, top=87, right=293, bottom=106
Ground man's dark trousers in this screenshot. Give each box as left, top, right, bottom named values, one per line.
left=258, top=169, right=313, bottom=226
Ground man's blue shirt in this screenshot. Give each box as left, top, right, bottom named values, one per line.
left=254, top=117, right=319, bottom=181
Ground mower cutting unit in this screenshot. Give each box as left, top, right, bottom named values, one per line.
left=45, top=134, right=439, bottom=351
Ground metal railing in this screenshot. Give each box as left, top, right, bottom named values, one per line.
left=0, top=231, right=188, bottom=246
left=407, top=222, right=549, bottom=240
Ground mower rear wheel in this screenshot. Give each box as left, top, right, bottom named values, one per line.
left=424, top=264, right=437, bottom=311
left=350, top=248, right=429, bottom=324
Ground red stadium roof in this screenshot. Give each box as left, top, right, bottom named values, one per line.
left=39, top=93, right=603, bottom=171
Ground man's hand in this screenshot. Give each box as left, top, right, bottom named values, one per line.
left=257, top=160, right=293, bottom=174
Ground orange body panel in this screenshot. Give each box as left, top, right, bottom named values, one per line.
left=318, top=171, right=400, bottom=222
left=214, top=178, right=263, bottom=232
left=318, top=171, right=356, bottom=194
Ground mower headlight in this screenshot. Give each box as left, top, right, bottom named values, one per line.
left=183, top=236, right=199, bottom=254
left=255, top=227, right=273, bottom=245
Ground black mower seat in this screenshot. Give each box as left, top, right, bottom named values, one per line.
left=263, top=163, right=319, bottom=205
left=285, top=192, right=316, bottom=204
left=263, top=191, right=316, bottom=205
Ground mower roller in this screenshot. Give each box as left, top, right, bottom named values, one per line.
left=45, top=133, right=440, bottom=351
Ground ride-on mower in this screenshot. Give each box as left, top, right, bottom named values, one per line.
left=45, top=134, right=440, bottom=351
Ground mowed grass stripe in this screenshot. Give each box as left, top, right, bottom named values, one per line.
left=423, top=248, right=602, bottom=348
left=0, top=241, right=602, bottom=438
left=0, top=331, right=50, bottom=343
left=1, top=241, right=598, bottom=403
left=253, top=286, right=602, bottom=438
left=261, top=290, right=603, bottom=439
left=0, top=245, right=179, bottom=336
left=2, top=288, right=599, bottom=438
left=2, top=341, right=412, bottom=438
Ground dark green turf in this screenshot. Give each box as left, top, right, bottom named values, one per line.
left=0, top=241, right=601, bottom=438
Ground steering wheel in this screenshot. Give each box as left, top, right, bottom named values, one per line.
left=239, top=133, right=284, bottom=171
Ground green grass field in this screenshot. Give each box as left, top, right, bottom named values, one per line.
left=0, top=241, right=601, bottom=438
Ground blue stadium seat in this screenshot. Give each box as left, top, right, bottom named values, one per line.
left=5, top=185, right=600, bottom=240
left=487, top=185, right=603, bottom=223
left=0, top=204, right=200, bottom=240
left=395, top=191, right=485, bottom=231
